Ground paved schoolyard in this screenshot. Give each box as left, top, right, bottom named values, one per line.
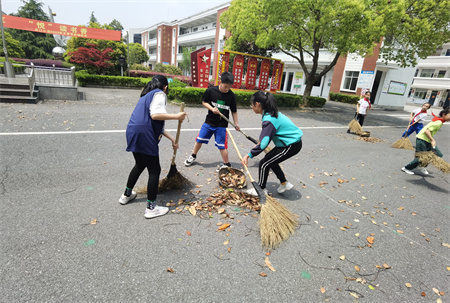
left=1, top=87, right=449, bottom=302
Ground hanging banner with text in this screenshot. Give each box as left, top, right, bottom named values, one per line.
left=196, top=48, right=212, bottom=88
left=357, top=70, right=374, bottom=89
left=231, top=54, right=244, bottom=89
left=190, top=47, right=206, bottom=88
left=2, top=15, right=121, bottom=41
left=245, top=57, right=258, bottom=90
left=270, top=61, right=284, bottom=92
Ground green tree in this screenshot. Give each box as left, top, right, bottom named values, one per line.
left=109, top=19, right=124, bottom=32
left=89, top=12, right=98, bottom=24
left=64, top=22, right=127, bottom=75
left=221, top=0, right=450, bottom=102
left=0, top=32, right=26, bottom=58
left=129, top=43, right=149, bottom=65
left=178, top=46, right=195, bottom=75
left=6, top=0, right=56, bottom=59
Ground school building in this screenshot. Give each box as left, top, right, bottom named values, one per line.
left=136, top=2, right=449, bottom=110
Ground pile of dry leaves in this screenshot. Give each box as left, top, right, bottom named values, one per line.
left=356, top=137, right=383, bottom=143
left=218, top=168, right=246, bottom=189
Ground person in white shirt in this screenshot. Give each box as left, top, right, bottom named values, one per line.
left=347, top=91, right=371, bottom=133
left=401, top=102, right=431, bottom=137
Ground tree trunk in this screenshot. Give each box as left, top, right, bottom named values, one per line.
left=302, top=76, right=315, bottom=107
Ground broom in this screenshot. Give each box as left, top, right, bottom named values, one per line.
left=417, top=151, right=450, bottom=174
left=348, top=113, right=363, bottom=134
left=226, top=129, right=298, bottom=250
left=158, top=102, right=193, bottom=192
left=392, top=134, right=414, bottom=150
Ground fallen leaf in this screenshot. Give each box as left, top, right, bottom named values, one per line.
left=218, top=208, right=226, bottom=214
left=167, top=268, right=175, bottom=273
left=398, top=207, right=405, bottom=211
left=186, top=231, right=191, bottom=236
left=223, top=239, right=229, bottom=245
left=349, top=292, right=359, bottom=298
left=259, top=272, right=267, bottom=277
left=421, top=292, right=426, bottom=297
left=189, top=206, right=196, bottom=216
left=320, top=287, right=326, bottom=294
left=90, top=218, right=97, bottom=225
left=355, top=265, right=360, bottom=272
left=420, top=233, right=426, bottom=237
left=228, top=247, right=231, bottom=253
left=367, top=236, right=374, bottom=244
left=437, top=298, right=443, bottom=303
left=405, top=283, right=412, bottom=288
left=265, top=257, right=276, bottom=272
left=218, top=223, right=230, bottom=231
left=433, top=288, right=439, bottom=295
left=397, top=230, right=404, bottom=234
left=266, top=252, right=271, bottom=256
left=442, top=243, right=450, bottom=248
left=216, top=222, right=223, bottom=226
left=383, top=263, right=391, bottom=269
left=339, top=255, right=345, bottom=260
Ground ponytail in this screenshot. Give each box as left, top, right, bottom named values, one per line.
left=251, top=91, right=278, bottom=118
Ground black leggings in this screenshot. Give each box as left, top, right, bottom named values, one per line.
left=356, top=113, right=365, bottom=127
left=126, top=152, right=161, bottom=201
left=258, top=140, right=302, bottom=189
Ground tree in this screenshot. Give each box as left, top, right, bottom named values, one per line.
left=64, top=22, right=127, bottom=75
left=89, top=12, right=98, bottom=24
left=67, top=43, right=114, bottom=74
left=178, top=46, right=195, bottom=75
left=221, top=0, right=450, bottom=103
left=109, top=19, right=124, bottom=32
left=0, top=32, right=26, bottom=58
left=129, top=43, right=149, bottom=65
left=6, top=0, right=56, bottom=59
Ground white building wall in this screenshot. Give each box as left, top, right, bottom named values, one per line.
left=375, top=66, right=416, bottom=109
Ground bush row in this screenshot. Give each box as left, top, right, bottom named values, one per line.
left=329, top=92, right=360, bottom=104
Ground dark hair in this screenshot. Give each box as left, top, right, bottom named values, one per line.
left=251, top=91, right=278, bottom=118
left=438, top=107, right=450, bottom=117
left=220, top=72, right=234, bottom=85
left=140, top=75, right=169, bottom=97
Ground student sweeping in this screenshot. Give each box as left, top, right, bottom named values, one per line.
left=241, top=91, right=303, bottom=195
left=184, top=72, right=240, bottom=172
left=347, top=91, right=371, bottom=133
left=401, top=102, right=431, bottom=137
left=402, top=107, right=450, bottom=175
left=119, top=75, right=187, bottom=219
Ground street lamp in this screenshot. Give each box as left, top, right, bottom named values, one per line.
left=0, top=0, right=15, bottom=78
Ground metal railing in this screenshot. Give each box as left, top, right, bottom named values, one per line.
left=1, top=63, right=76, bottom=87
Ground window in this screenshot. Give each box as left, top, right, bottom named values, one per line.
left=437, top=70, right=446, bottom=78
left=193, top=27, right=198, bottom=32
left=313, top=74, right=321, bottom=87
left=172, top=46, right=175, bottom=55
left=413, top=89, right=427, bottom=99
left=420, top=69, right=434, bottom=78
left=342, top=71, right=359, bottom=91
left=212, top=22, right=216, bottom=27
left=446, top=49, right=450, bottom=56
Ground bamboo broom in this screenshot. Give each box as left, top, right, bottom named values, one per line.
left=417, top=151, right=450, bottom=174
left=226, top=129, right=298, bottom=250
left=348, top=113, right=363, bottom=134
left=392, top=134, right=414, bottom=150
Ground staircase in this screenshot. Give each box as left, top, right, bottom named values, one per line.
left=0, top=78, right=39, bottom=104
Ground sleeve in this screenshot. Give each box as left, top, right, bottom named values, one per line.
left=149, top=92, right=167, bottom=115
left=230, top=94, right=237, bottom=113
left=248, top=121, right=276, bottom=158
left=202, top=88, right=211, bottom=104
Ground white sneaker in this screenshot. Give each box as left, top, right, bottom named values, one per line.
left=246, top=187, right=268, bottom=196
left=401, top=167, right=414, bottom=175
left=184, top=155, right=196, bottom=166
left=216, top=163, right=231, bottom=172
left=144, top=205, right=169, bottom=219
left=119, top=191, right=137, bottom=205
left=417, top=167, right=429, bottom=175
left=277, top=181, right=294, bottom=193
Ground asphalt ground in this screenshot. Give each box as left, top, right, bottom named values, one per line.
left=1, top=87, right=449, bottom=303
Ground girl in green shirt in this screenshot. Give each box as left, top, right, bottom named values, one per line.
left=402, top=108, right=450, bottom=175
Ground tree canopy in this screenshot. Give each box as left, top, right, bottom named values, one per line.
left=64, top=22, right=127, bottom=75
left=6, top=0, right=56, bottom=59
left=221, top=0, right=450, bottom=99
left=129, top=43, right=149, bottom=65
left=0, top=32, right=26, bottom=58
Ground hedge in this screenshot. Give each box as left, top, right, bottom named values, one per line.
left=329, top=92, right=359, bottom=104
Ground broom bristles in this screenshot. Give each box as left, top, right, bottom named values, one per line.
left=259, top=195, right=299, bottom=250
left=348, top=119, right=363, bottom=133
left=416, top=151, right=450, bottom=174
left=392, top=137, right=414, bottom=150
left=158, top=171, right=193, bottom=192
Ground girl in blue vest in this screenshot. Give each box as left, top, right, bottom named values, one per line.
left=119, top=75, right=187, bottom=219
left=241, top=91, right=303, bottom=195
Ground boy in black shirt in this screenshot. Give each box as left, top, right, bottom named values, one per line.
left=184, top=72, right=240, bottom=172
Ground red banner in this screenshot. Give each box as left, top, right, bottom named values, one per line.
left=270, top=61, right=284, bottom=92
left=245, top=57, right=258, bottom=90
left=231, top=54, right=244, bottom=89
left=190, top=47, right=206, bottom=87
left=2, top=15, right=121, bottom=41
left=259, top=59, right=271, bottom=90
left=196, top=48, right=212, bottom=88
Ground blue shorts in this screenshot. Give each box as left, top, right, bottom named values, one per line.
left=195, top=123, right=228, bottom=150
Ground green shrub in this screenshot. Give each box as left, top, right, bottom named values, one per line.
left=305, top=96, right=326, bottom=108
left=329, top=92, right=359, bottom=104
left=130, top=64, right=150, bottom=71
left=153, top=63, right=182, bottom=75
left=76, top=72, right=147, bottom=87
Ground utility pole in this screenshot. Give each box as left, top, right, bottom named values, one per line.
left=0, top=0, right=15, bottom=78
left=127, top=30, right=130, bottom=76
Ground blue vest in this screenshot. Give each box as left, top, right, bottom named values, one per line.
left=126, top=89, right=165, bottom=156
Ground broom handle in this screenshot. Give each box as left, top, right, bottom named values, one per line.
left=170, top=102, right=185, bottom=165
left=218, top=111, right=272, bottom=153
left=226, top=128, right=256, bottom=183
